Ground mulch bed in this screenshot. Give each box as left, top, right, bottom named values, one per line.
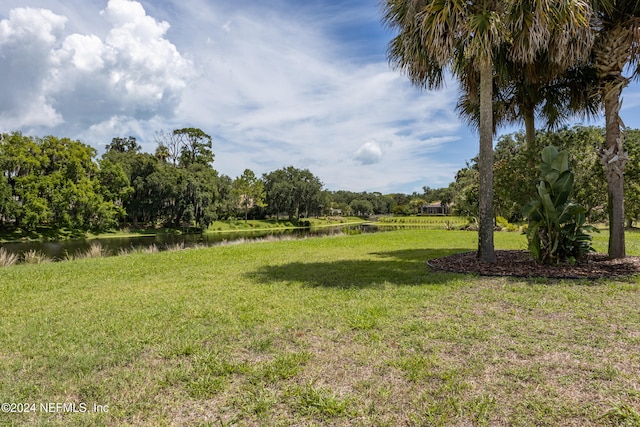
left=427, top=250, right=640, bottom=279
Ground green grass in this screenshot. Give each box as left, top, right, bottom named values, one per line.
left=0, top=230, right=639, bottom=426
left=206, top=216, right=365, bottom=233
left=377, top=215, right=471, bottom=229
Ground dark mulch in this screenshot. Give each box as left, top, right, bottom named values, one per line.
left=427, top=250, right=640, bottom=279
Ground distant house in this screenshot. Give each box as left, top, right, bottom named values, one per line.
left=420, top=201, right=450, bottom=215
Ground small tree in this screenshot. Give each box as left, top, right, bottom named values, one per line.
left=232, top=169, right=266, bottom=222
left=523, top=146, right=597, bottom=265
left=349, top=199, right=374, bottom=217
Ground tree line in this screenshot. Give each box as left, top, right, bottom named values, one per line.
left=0, top=129, right=426, bottom=235
left=4, top=125, right=639, bottom=237
left=0, top=130, right=325, bottom=233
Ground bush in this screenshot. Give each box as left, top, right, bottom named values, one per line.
left=523, top=146, right=598, bottom=264
left=496, top=216, right=510, bottom=229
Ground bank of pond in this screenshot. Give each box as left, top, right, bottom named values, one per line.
left=0, top=216, right=493, bottom=265
left=0, top=224, right=385, bottom=264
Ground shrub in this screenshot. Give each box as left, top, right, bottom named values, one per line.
left=523, top=146, right=598, bottom=265
left=0, top=248, right=19, bottom=267
left=21, top=250, right=51, bottom=264
left=496, top=216, right=510, bottom=229
left=76, top=243, right=108, bottom=259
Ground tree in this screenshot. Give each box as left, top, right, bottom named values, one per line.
left=106, top=136, right=141, bottom=153
left=350, top=199, right=374, bottom=216
left=154, top=130, right=182, bottom=167
left=263, top=167, right=323, bottom=221
left=0, top=174, right=16, bottom=225
left=590, top=0, right=640, bottom=258
left=175, top=128, right=214, bottom=167
left=233, top=169, right=266, bottom=221
left=384, top=0, right=502, bottom=262
left=97, top=158, right=133, bottom=220
left=180, top=164, right=219, bottom=229
left=451, top=162, right=480, bottom=219
left=384, top=0, right=592, bottom=263
left=1, top=134, right=119, bottom=231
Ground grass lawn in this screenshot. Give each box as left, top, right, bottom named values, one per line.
left=205, top=217, right=366, bottom=233
left=0, top=230, right=639, bottom=426
left=376, top=216, right=470, bottom=229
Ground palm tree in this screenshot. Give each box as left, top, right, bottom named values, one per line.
left=591, top=0, right=640, bottom=258
left=385, top=0, right=506, bottom=263
left=457, top=54, right=599, bottom=152
left=383, top=0, right=592, bottom=263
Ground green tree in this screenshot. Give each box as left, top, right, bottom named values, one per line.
left=384, top=0, right=503, bottom=262
left=214, top=174, right=236, bottom=219
left=106, top=136, right=141, bottom=153
left=1, top=134, right=118, bottom=231
left=451, top=163, right=480, bottom=220
left=263, top=167, right=323, bottom=221
left=98, top=158, right=133, bottom=220
left=175, top=128, right=214, bottom=167
left=492, top=127, right=607, bottom=223
left=349, top=199, right=374, bottom=216
left=181, top=164, right=219, bottom=229
left=232, top=169, right=266, bottom=222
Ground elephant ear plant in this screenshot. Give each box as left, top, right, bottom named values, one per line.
left=523, top=146, right=598, bottom=265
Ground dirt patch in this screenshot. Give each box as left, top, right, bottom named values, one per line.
left=427, top=250, right=640, bottom=279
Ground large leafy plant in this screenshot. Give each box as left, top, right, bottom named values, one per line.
left=523, top=146, right=598, bottom=265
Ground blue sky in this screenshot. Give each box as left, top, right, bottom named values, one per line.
left=1, top=0, right=639, bottom=194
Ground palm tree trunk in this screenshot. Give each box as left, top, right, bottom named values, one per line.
left=524, top=105, right=536, bottom=151
left=601, top=85, right=627, bottom=258
left=524, top=104, right=536, bottom=169
left=477, top=60, right=496, bottom=263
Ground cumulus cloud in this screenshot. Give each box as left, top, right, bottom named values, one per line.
left=0, top=8, right=67, bottom=128
left=0, top=0, right=191, bottom=132
left=354, top=141, right=384, bottom=165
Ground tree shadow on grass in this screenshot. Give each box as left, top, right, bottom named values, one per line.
left=247, top=248, right=470, bottom=289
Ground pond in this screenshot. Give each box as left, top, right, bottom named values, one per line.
left=0, top=224, right=382, bottom=261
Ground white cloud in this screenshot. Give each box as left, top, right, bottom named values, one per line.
left=172, top=4, right=464, bottom=191
left=354, top=141, right=384, bottom=165
left=0, top=8, right=67, bottom=129
left=0, top=0, right=192, bottom=134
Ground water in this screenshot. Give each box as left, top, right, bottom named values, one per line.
left=0, top=224, right=380, bottom=261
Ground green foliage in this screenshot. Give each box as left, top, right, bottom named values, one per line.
left=0, top=133, right=119, bottom=232
left=232, top=169, right=266, bottom=221
left=523, top=146, right=598, bottom=264
left=451, top=162, right=479, bottom=219
left=349, top=199, right=374, bottom=216
left=263, top=166, right=323, bottom=221
left=492, top=127, right=606, bottom=223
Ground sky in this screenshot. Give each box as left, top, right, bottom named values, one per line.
left=1, top=0, right=640, bottom=194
